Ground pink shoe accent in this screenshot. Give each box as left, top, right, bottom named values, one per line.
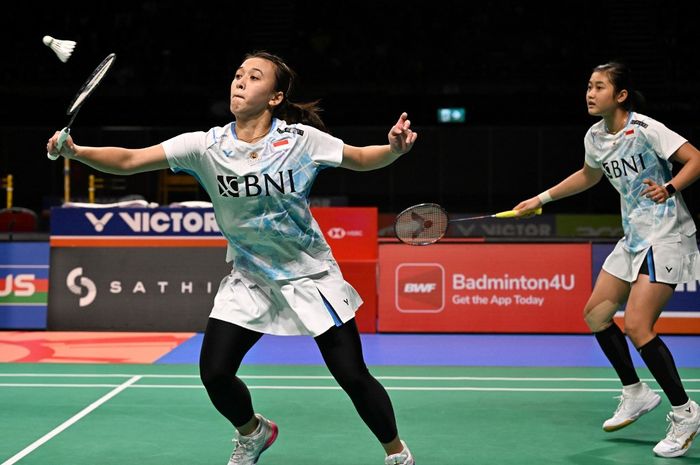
left=262, top=421, right=278, bottom=451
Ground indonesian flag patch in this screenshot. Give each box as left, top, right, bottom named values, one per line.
left=273, top=139, right=290, bottom=148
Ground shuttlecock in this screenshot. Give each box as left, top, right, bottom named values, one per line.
left=42, top=35, right=76, bottom=63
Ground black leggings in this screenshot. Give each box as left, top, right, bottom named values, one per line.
left=199, top=317, right=398, bottom=443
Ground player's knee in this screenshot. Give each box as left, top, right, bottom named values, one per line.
left=199, top=364, right=230, bottom=389
left=583, top=304, right=606, bottom=331
left=622, top=315, right=652, bottom=347
left=333, top=369, right=371, bottom=394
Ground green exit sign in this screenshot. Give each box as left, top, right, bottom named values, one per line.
left=437, top=107, right=466, bottom=123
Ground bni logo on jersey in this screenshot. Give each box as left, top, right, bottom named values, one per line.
left=395, top=263, right=445, bottom=313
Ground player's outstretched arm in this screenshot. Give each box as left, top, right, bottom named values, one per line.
left=47, top=132, right=169, bottom=175
left=340, top=112, right=418, bottom=171
left=513, top=163, right=603, bottom=215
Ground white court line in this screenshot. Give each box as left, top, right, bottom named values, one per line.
left=1, top=375, right=141, bottom=465
left=1, top=382, right=699, bottom=394
left=1, top=373, right=699, bottom=382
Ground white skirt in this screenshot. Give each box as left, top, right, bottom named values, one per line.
left=603, top=233, right=700, bottom=284
left=209, top=260, right=362, bottom=336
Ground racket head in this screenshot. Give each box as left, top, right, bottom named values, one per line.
left=66, top=53, right=117, bottom=115
left=394, top=203, right=449, bottom=246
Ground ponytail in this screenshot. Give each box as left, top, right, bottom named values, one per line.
left=627, top=90, right=647, bottom=113
left=274, top=100, right=327, bottom=132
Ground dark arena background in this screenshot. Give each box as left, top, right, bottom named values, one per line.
left=1, top=2, right=700, bottom=465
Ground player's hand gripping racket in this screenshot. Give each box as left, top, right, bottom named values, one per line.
left=47, top=53, right=117, bottom=160
left=394, top=202, right=542, bottom=245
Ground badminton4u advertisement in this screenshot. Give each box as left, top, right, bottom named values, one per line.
left=378, top=243, right=592, bottom=333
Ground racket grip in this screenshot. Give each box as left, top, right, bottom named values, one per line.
left=495, top=207, right=542, bottom=218
left=47, top=128, right=70, bottom=161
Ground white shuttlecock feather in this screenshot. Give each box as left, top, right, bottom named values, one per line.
left=43, top=35, right=76, bottom=63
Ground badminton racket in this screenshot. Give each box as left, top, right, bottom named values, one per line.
left=394, top=202, right=543, bottom=246
left=47, top=53, right=117, bottom=160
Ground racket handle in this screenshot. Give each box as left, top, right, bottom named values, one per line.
left=494, top=207, right=542, bottom=218
left=47, top=127, right=70, bottom=161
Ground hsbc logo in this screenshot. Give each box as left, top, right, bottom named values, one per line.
left=396, top=263, right=445, bottom=313
left=326, top=227, right=364, bottom=240
left=328, top=227, right=346, bottom=239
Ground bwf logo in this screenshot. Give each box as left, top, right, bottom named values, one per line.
left=404, top=283, right=437, bottom=293
left=396, top=263, right=445, bottom=313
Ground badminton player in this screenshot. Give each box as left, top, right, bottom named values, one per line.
left=48, top=51, right=416, bottom=465
left=514, top=61, right=700, bottom=458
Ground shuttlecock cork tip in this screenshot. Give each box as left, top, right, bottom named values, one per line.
left=43, top=35, right=53, bottom=46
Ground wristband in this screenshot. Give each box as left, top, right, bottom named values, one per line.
left=537, top=190, right=553, bottom=205
left=664, top=183, right=677, bottom=196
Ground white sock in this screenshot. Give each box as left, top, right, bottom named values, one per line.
left=672, top=400, right=695, bottom=419
left=622, top=381, right=644, bottom=396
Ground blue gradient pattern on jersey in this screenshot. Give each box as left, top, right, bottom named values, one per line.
left=218, top=148, right=333, bottom=280
left=584, top=113, right=692, bottom=252
left=164, top=119, right=344, bottom=280
left=613, top=133, right=676, bottom=250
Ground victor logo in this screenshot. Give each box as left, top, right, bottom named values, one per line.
left=85, top=212, right=114, bottom=232
left=66, top=267, right=97, bottom=307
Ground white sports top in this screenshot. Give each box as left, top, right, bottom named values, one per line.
left=162, top=118, right=344, bottom=279
left=584, top=112, right=695, bottom=252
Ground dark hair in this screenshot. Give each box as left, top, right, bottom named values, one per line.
left=244, top=51, right=327, bottom=132
left=592, top=61, right=646, bottom=112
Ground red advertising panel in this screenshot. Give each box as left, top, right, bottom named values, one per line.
left=311, top=207, right=378, bottom=332
left=378, top=243, right=592, bottom=333
left=311, top=207, right=377, bottom=260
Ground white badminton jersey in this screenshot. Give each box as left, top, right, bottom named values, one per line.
left=162, top=118, right=344, bottom=280
left=584, top=112, right=696, bottom=252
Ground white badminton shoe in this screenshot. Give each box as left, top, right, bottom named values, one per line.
left=384, top=440, right=415, bottom=465
left=653, top=401, right=700, bottom=458
left=603, top=382, right=661, bottom=432
left=228, top=414, right=278, bottom=465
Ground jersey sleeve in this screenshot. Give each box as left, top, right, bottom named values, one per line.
left=583, top=128, right=600, bottom=168
left=642, top=119, right=687, bottom=160
left=161, top=131, right=208, bottom=173
left=300, top=125, right=344, bottom=167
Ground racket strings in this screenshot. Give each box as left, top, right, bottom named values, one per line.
left=394, top=204, right=449, bottom=246
left=67, top=54, right=116, bottom=114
